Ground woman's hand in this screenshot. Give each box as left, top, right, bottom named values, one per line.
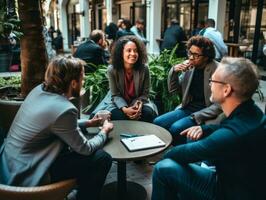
left=129, top=100, right=143, bottom=119
left=122, top=106, right=138, bottom=119
left=133, top=100, right=143, bottom=112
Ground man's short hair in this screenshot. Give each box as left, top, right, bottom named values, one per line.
left=122, top=19, right=132, bottom=31
left=187, top=36, right=216, bottom=61
left=170, top=19, right=179, bottom=26
left=220, top=57, right=259, bottom=100
left=44, top=56, right=85, bottom=94
left=206, top=18, right=215, bottom=27
left=90, top=30, right=104, bottom=43
left=136, top=18, right=144, bottom=25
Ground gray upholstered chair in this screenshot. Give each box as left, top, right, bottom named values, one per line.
left=0, top=179, right=76, bottom=200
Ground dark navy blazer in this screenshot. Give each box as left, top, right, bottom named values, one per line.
left=164, top=99, right=266, bottom=200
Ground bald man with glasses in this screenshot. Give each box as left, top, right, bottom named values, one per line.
left=154, top=36, right=222, bottom=145
left=152, top=57, right=266, bottom=200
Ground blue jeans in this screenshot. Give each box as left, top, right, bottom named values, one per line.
left=153, top=108, right=196, bottom=145
left=152, top=159, right=217, bottom=200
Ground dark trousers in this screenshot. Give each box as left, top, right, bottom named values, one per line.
left=153, top=108, right=196, bottom=145
left=111, top=105, right=157, bottom=122
left=152, top=159, right=217, bottom=200
left=49, top=149, right=112, bottom=200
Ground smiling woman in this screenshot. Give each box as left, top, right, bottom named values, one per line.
left=91, top=35, right=158, bottom=123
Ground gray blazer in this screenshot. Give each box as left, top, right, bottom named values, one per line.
left=0, top=85, right=107, bottom=186
left=167, top=60, right=222, bottom=124
left=92, top=65, right=157, bottom=115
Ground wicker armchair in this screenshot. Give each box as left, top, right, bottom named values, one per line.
left=0, top=179, right=76, bottom=200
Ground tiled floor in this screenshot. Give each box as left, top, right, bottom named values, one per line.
left=104, top=152, right=166, bottom=200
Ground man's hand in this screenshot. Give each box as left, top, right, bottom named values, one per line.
left=87, top=116, right=103, bottom=127
left=101, top=120, right=114, bottom=135
left=173, top=60, right=192, bottom=72
left=180, top=126, right=203, bottom=141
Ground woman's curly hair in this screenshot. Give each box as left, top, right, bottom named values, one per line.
left=111, top=35, right=147, bottom=70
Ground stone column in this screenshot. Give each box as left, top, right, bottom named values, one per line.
left=58, top=0, right=69, bottom=50
left=208, top=0, right=226, bottom=35
left=105, top=0, right=113, bottom=25
left=79, top=0, right=90, bottom=38
left=146, top=0, right=162, bottom=55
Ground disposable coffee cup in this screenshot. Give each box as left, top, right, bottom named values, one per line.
left=96, top=110, right=111, bottom=124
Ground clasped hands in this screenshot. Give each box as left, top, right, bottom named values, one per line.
left=122, top=100, right=143, bottom=120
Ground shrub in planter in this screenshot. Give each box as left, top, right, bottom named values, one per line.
left=149, top=46, right=185, bottom=114
left=0, top=0, right=22, bottom=72
left=0, top=75, right=23, bottom=136
left=82, top=65, right=109, bottom=114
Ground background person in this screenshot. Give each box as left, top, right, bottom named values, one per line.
left=92, top=36, right=157, bottom=122
left=52, top=29, right=63, bottom=54
left=152, top=57, right=266, bottom=200
left=200, top=18, right=228, bottom=61
left=154, top=36, right=222, bottom=145
left=105, top=22, right=118, bottom=41
left=115, top=19, right=134, bottom=40
left=0, top=56, right=113, bottom=200
left=130, top=18, right=148, bottom=44
left=161, top=19, right=186, bottom=57
left=192, top=19, right=205, bottom=36
left=74, top=29, right=109, bottom=72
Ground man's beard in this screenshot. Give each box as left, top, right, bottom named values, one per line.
left=71, top=88, right=80, bottom=98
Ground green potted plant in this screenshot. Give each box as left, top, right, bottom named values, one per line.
left=0, top=0, right=22, bottom=72
left=149, top=45, right=185, bottom=114
left=82, top=64, right=109, bottom=114
left=0, top=75, right=22, bottom=135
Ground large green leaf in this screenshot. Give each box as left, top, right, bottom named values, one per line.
left=149, top=44, right=185, bottom=113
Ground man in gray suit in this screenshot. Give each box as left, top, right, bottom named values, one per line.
left=0, top=56, right=113, bottom=200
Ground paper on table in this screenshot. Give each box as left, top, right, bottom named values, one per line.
left=121, top=135, right=166, bottom=152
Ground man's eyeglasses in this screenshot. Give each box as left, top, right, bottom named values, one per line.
left=187, top=51, right=204, bottom=59
left=208, top=79, right=227, bottom=85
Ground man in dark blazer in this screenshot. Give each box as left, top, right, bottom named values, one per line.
left=152, top=57, right=266, bottom=200
left=0, top=56, right=114, bottom=200
left=161, top=19, right=186, bottom=57
left=74, top=30, right=108, bottom=72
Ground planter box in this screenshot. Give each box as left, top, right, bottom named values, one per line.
left=0, top=99, right=22, bottom=136
left=0, top=52, right=11, bottom=72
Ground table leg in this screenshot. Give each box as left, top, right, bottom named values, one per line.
left=101, top=161, right=147, bottom=200
left=117, top=161, right=126, bottom=200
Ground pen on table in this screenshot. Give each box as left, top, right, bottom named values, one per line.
left=120, top=133, right=144, bottom=138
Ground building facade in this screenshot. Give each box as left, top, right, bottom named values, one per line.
left=44, top=0, right=266, bottom=58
